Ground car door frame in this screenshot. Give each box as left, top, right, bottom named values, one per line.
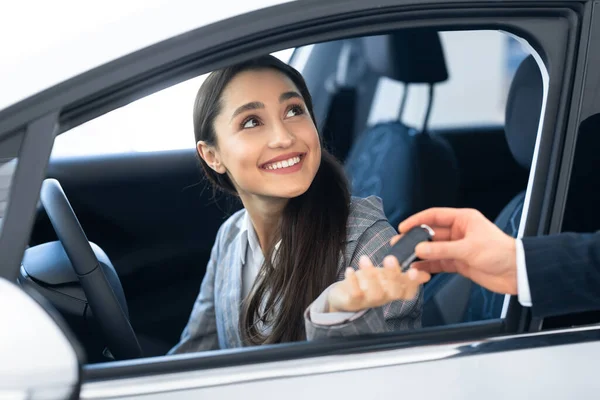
left=0, top=0, right=594, bottom=397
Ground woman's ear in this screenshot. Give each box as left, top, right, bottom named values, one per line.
left=197, top=141, right=226, bottom=174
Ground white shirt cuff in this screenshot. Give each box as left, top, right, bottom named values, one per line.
left=309, top=283, right=367, bottom=326
left=516, top=238, right=532, bottom=307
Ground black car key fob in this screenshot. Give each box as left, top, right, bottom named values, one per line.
left=389, top=224, right=434, bottom=272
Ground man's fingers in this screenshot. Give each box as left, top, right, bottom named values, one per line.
left=409, top=259, right=441, bottom=273
left=398, top=208, right=461, bottom=233
left=415, top=240, right=467, bottom=261
left=411, top=259, right=459, bottom=274
left=430, top=227, right=452, bottom=241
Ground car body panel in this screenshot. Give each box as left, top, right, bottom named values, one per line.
left=0, top=278, right=80, bottom=399
left=81, top=325, right=600, bottom=399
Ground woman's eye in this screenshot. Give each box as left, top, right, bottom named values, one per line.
left=286, top=105, right=304, bottom=118
left=242, top=117, right=260, bottom=129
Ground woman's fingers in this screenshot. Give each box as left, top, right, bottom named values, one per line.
left=415, top=239, right=469, bottom=261
left=378, top=257, right=401, bottom=296
left=355, top=262, right=385, bottom=304
left=381, top=261, right=406, bottom=299
left=381, top=256, right=428, bottom=299
left=328, top=269, right=362, bottom=312
left=429, top=227, right=452, bottom=241
left=358, top=256, right=422, bottom=305
left=344, top=267, right=360, bottom=291
left=407, top=268, right=432, bottom=284
left=382, top=255, right=401, bottom=270
left=333, top=255, right=426, bottom=312
left=358, top=255, right=375, bottom=270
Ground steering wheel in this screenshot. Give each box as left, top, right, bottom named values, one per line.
left=40, top=178, right=142, bottom=360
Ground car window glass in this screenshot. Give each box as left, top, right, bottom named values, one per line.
left=367, top=31, right=529, bottom=129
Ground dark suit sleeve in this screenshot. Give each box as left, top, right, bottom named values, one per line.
left=522, top=231, right=600, bottom=318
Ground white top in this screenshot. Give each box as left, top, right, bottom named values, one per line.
left=239, top=211, right=269, bottom=300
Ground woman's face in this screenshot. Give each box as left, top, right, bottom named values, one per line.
left=200, top=68, right=321, bottom=201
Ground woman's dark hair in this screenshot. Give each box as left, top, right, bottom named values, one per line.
left=193, top=55, right=350, bottom=345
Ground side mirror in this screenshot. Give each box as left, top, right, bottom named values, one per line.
left=0, top=278, right=83, bottom=399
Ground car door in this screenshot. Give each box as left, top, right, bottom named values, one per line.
left=1, top=0, right=598, bottom=399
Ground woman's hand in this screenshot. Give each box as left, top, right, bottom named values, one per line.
left=326, top=255, right=431, bottom=313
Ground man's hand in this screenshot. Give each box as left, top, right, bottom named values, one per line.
left=326, top=255, right=430, bottom=313
left=395, top=208, right=518, bottom=295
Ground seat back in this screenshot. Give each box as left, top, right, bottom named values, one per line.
left=422, top=55, right=544, bottom=326
left=344, top=29, right=459, bottom=228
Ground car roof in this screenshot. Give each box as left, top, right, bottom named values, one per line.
left=1, top=0, right=578, bottom=120
left=0, top=0, right=290, bottom=112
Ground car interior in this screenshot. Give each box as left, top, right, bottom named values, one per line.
left=17, top=27, right=563, bottom=363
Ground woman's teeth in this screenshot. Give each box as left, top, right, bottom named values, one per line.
left=264, top=156, right=301, bottom=170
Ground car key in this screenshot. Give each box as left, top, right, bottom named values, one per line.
left=388, top=224, right=434, bottom=272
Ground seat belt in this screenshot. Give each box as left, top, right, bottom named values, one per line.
left=321, top=42, right=358, bottom=162
left=322, top=86, right=357, bottom=162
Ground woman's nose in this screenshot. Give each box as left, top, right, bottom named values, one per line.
left=268, top=120, right=295, bottom=148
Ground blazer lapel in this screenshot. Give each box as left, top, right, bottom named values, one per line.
left=217, top=235, right=244, bottom=349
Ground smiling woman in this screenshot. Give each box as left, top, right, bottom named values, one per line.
left=168, top=54, right=429, bottom=353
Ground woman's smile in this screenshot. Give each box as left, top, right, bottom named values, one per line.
left=260, top=152, right=306, bottom=174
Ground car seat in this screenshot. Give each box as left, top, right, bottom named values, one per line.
left=422, top=55, right=544, bottom=326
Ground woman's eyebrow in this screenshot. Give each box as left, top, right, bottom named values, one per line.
left=231, top=101, right=264, bottom=122
left=279, top=91, right=302, bottom=102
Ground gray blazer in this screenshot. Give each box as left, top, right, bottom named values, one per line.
left=168, top=196, right=422, bottom=354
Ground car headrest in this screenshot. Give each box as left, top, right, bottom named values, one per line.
left=361, top=29, right=448, bottom=84
left=504, top=55, right=544, bottom=169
